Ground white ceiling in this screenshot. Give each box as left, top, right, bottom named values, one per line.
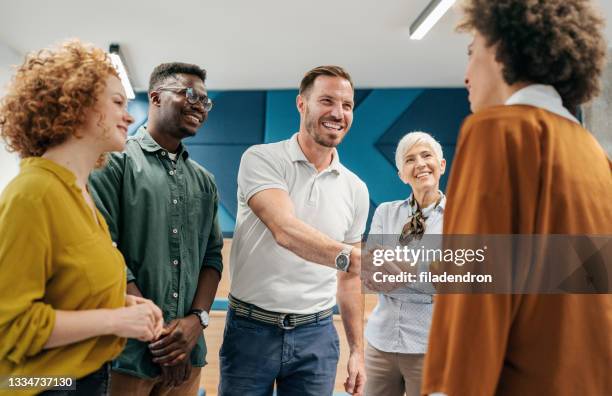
left=1, top=0, right=611, bottom=91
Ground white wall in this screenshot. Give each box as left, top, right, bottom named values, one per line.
left=0, top=42, right=21, bottom=194
left=583, top=49, right=612, bottom=158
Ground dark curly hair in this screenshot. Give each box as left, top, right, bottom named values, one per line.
left=0, top=39, right=118, bottom=158
left=148, top=62, right=207, bottom=93
left=458, top=0, right=607, bottom=109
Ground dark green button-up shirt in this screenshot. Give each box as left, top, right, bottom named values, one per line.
left=89, top=127, right=223, bottom=379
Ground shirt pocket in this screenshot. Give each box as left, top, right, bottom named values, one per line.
left=63, top=233, right=125, bottom=296
left=188, top=192, right=215, bottom=245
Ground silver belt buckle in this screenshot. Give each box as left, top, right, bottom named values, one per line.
left=277, top=313, right=296, bottom=330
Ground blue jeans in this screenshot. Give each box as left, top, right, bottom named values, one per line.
left=219, top=308, right=340, bottom=396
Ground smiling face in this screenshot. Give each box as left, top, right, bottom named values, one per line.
left=84, top=75, right=134, bottom=152
left=297, top=75, right=354, bottom=148
left=399, top=143, right=446, bottom=194
left=464, top=32, right=509, bottom=113
left=155, top=73, right=208, bottom=139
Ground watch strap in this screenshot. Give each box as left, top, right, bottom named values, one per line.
left=188, top=309, right=208, bottom=328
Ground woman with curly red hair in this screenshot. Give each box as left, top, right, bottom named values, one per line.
left=422, top=0, right=612, bottom=395
left=0, top=40, right=163, bottom=395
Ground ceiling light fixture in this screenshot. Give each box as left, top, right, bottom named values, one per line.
left=109, top=43, right=135, bottom=99
left=409, top=0, right=456, bottom=40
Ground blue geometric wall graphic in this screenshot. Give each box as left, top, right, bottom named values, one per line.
left=126, top=88, right=470, bottom=234
left=184, top=145, right=252, bottom=219
left=186, top=91, right=266, bottom=145
left=353, top=90, right=373, bottom=108
left=265, top=90, right=299, bottom=143
left=377, top=89, right=469, bottom=145
left=338, top=89, right=424, bottom=206
left=375, top=89, right=470, bottom=191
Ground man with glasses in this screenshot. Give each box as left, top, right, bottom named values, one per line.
left=89, top=62, right=223, bottom=396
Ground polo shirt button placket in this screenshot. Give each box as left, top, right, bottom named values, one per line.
left=308, top=177, right=318, bottom=204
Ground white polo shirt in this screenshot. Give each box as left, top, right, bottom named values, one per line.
left=229, top=133, right=370, bottom=314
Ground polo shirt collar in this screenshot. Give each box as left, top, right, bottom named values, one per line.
left=288, top=132, right=341, bottom=174
left=133, top=125, right=189, bottom=159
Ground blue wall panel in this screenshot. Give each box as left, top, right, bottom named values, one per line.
left=186, top=91, right=266, bottom=144
left=375, top=89, right=470, bottom=191
left=264, top=90, right=300, bottom=143
left=338, top=89, right=423, bottom=206
left=186, top=145, right=251, bottom=219
left=128, top=88, right=470, bottom=234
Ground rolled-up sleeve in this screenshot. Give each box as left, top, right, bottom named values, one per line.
left=0, top=195, right=56, bottom=364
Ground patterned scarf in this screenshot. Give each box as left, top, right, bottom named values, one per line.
left=399, top=193, right=442, bottom=245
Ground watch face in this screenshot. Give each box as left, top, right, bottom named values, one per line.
left=192, top=310, right=209, bottom=327
left=199, top=311, right=210, bottom=326
left=336, top=254, right=349, bottom=270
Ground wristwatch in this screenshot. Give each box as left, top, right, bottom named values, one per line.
left=189, top=309, right=210, bottom=329
left=335, top=244, right=353, bottom=272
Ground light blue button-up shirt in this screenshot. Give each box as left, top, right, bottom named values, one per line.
left=365, top=193, right=445, bottom=354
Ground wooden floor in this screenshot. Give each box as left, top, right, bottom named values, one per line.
left=200, top=239, right=377, bottom=395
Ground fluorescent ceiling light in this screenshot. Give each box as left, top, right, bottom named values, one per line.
left=409, top=0, right=456, bottom=40
left=108, top=44, right=135, bottom=99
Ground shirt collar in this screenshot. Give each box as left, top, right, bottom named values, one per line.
left=20, top=157, right=78, bottom=187
left=403, top=191, right=446, bottom=215
left=505, top=84, right=580, bottom=125
left=288, top=132, right=341, bottom=174
left=133, top=125, right=189, bottom=159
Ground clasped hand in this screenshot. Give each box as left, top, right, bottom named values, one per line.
left=149, top=315, right=203, bottom=387
left=113, top=295, right=164, bottom=342
left=149, top=315, right=202, bottom=366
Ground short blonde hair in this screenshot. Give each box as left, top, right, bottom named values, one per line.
left=394, top=131, right=444, bottom=170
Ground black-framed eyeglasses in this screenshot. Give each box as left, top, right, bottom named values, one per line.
left=157, top=87, right=213, bottom=111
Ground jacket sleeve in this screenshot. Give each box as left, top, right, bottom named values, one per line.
left=201, top=181, right=224, bottom=274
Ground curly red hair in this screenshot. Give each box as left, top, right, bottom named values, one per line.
left=0, top=39, right=118, bottom=157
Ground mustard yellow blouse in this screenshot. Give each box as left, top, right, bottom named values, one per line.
left=0, top=157, right=126, bottom=395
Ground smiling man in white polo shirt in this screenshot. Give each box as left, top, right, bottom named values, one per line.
left=218, top=65, right=369, bottom=396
